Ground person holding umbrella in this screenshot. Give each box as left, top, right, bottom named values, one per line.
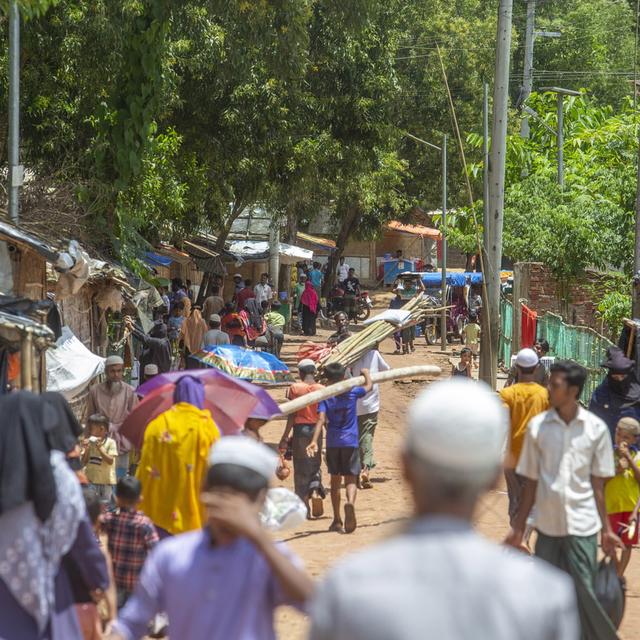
left=136, top=376, right=221, bottom=538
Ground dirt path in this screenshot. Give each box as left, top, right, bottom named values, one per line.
left=264, top=311, right=640, bottom=639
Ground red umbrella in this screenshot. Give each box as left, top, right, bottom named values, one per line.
left=120, top=378, right=262, bottom=449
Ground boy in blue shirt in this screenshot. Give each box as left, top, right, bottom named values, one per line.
left=307, top=363, right=373, bottom=534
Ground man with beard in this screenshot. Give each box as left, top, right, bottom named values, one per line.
left=589, top=346, right=640, bottom=442
left=86, top=355, right=138, bottom=479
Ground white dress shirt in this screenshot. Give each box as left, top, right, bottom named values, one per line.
left=517, top=406, right=615, bottom=537
left=351, top=350, right=391, bottom=416
left=254, top=283, right=273, bottom=305
left=310, top=517, right=578, bottom=640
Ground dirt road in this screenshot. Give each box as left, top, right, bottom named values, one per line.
left=265, top=319, right=640, bottom=639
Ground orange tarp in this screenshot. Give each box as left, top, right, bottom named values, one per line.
left=386, top=221, right=441, bottom=239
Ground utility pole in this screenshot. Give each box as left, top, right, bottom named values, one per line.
left=440, top=134, right=448, bottom=352
left=480, top=0, right=514, bottom=390
left=8, top=0, right=22, bottom=224
left=520, top=0, right=536, bottom=138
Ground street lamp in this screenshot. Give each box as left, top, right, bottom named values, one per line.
left=540, top=87, right=581, bottom=189
left=403, top=132, right=448, bottom=352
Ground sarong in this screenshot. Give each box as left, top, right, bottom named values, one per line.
left=536, top=532, right=619, bottom=640
left=504, top=469, right=525, bottom=526
left=358, top=412, right=378, bottom=470
left=292, top=424, right=324, bottom=500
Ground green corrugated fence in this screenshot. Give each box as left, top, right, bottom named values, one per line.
left=535, top=312, right=613, bottom=404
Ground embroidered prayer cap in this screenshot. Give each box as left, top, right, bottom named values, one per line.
left=208, top=436, right=278, bottom=482
left=297, top=359, right=316, bottom=371
left=144, top=364, right=159, bottom=376
left=105, top=355, right=124, bottom=367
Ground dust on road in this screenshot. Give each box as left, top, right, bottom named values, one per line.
left=264, top=321, right=640, bottom=640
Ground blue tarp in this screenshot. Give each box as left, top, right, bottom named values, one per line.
left=421, top=271, right=466, bottom=287
left=144, top=252, right=172, bottom=268
left=465, top=272, right=483, bottom=285
left=420, top=271, right=483, bottom=287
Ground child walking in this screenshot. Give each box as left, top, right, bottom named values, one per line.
left=605, top=416, right=640, bottom=579
left=462, top=314, right=480, bottom=365
left=307, top=364, right=373, bottom=534
left=102, top=477, right=159, bottom=608
left=82, top=414, right=118, bottom=507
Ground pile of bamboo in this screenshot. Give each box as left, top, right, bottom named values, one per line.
left=318, top=295, right=449, bottom=372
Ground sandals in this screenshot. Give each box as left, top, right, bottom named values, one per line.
left=344, top=504, right=357, bottom=534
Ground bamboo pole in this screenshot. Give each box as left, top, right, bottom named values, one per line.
left=278, top=364, right=442, bottom=415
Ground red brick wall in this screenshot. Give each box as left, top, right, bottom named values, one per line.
left=515, top=262, right=607, bottom=330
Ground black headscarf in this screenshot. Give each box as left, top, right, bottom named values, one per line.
left=0, top=392, right=58, bottom=522
left=602, top=347, right=640, bottom=405
left=41, top=392, right=83, bottom=454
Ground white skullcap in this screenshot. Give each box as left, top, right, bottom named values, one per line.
left=516, top=348, right=539, bottom=368
left=407, top=379, right=508, bottom=473
left=298, top=359, right=316, bottom=370
left=144, top=364, right=159, bottom=375
left=208, top=436, right=278, bottom=481
left=233, top=273, right=243, bottom=278
left=105, top=355, right=124, bottom=367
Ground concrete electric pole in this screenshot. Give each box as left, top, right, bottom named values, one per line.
left=480, top=0, right=514, bottom=389
left=520, top=0, right=536, bottom=138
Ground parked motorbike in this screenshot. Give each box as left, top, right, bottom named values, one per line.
left=326, top=287, right=372, bottom=322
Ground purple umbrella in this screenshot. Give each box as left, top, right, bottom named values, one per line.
left=138, top=368, right=279, bottom=420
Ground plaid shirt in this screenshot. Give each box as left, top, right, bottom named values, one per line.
left=102, top=507, right=159, bottom=592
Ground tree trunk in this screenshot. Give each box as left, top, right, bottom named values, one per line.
left=279, top=203, right=299, bottom=293
left=322, top=203, right=362, bottom=298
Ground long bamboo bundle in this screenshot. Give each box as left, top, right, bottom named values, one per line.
left=278, top=364, right=442, bottom=415
left=318, top=294, right=449, bottom=372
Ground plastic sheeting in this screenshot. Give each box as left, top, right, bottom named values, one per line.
left=227, top=240, right=313, bottom=265
left=46, top=327, right=105, bottom=400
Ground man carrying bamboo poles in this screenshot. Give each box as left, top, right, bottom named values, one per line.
left=307, top=364, right=373, bottom=534
left=351, top=345, right=390, bottom=489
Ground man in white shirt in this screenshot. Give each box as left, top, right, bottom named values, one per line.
left=310, top=379, right=579, bottom=640
left=254, top=272, right=273, bottom=306
left=336, top=256, right=350, bottom=283
left=506, top=360, right=622, bottom=640
left=351, top=346, right=390, bottom=488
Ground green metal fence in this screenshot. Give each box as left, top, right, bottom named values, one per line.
left=535, top=312, right=613, bottom=404
left=499, top=298, right=513, bottom=367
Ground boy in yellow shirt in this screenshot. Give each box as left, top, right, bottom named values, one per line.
left=605, top=416, right=640, bottom=578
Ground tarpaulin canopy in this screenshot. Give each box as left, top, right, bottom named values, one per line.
left=144, top=252, right=172, bottom=268
left=296, top=231, right=336, bottom=253
left=46, top=327, right=105, bottom=399
left=387, top=220, right=441, bottom=239
left=227, top=240, right=312, bottom=265
left=421, top=271, right=466, bottom=287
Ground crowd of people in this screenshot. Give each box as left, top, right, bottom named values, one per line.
left=7, top=257, right=640, bottom=640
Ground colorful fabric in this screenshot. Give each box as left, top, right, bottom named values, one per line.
left=192, top=345, right=293, bottom=383
left=102, top=508, right=159, bottom=592
left=137, top=403, right=221, bottom=535
left=264, top=311, right=285, bottom=329
left=319, top=387, right=367, bottom=448
left=605, top=450, right=640, bottom=514
left=521, top=304, right=537, bottom=348
left=301, top=281, right=319, bottom=314
left=235, top=287, right=255, bottom=311
left=499, top=382, right=549, bottom=468
left=609, top=511, right=639, bottom=546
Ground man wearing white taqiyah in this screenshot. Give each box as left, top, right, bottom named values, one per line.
left=309, top=378, right=579, bottom=640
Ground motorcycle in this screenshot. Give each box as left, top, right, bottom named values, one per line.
left=326, top=287, right=373, bottom=322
